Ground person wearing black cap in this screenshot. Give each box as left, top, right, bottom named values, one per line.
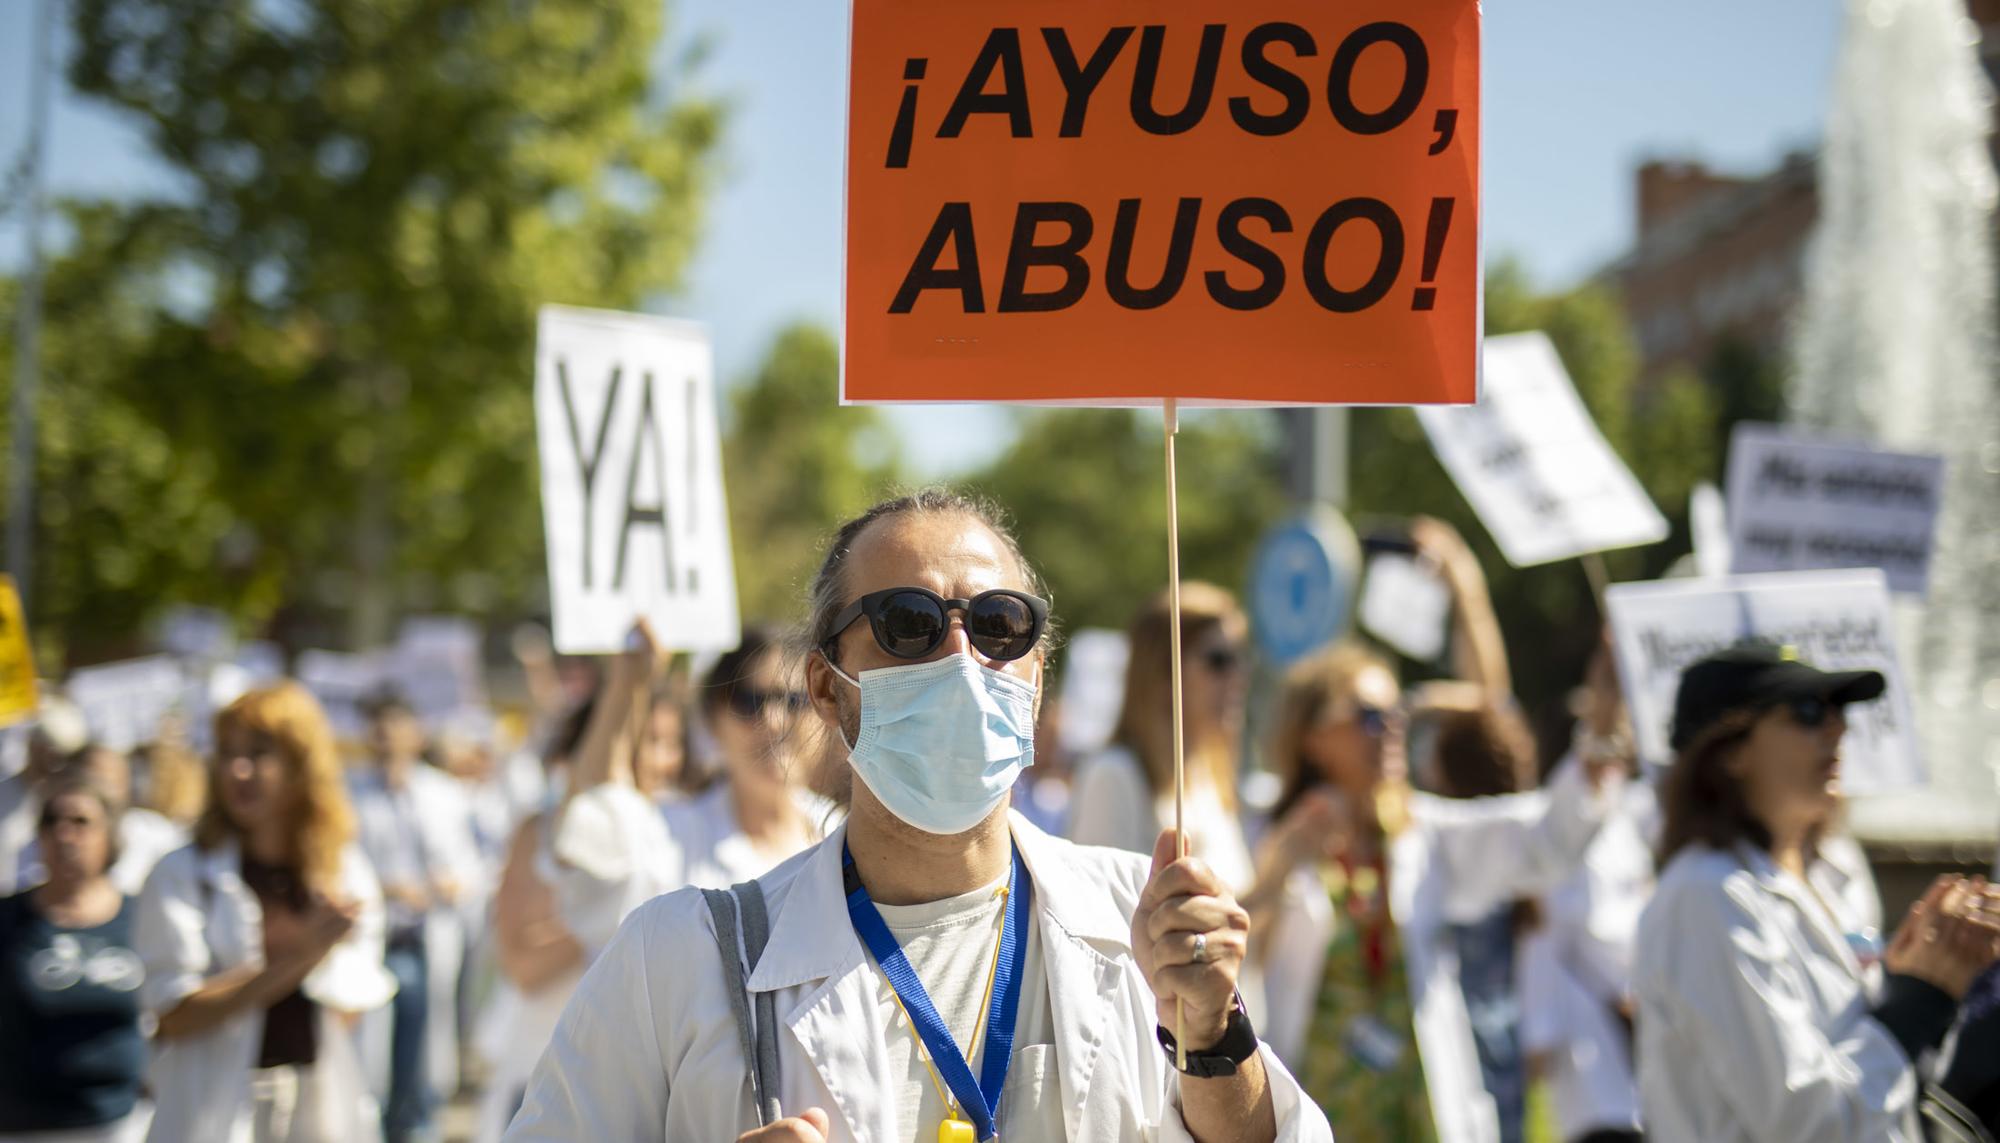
left=1631, top=644, right=2000, bottom=1143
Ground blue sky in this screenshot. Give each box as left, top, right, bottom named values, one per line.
left=0, top=1, right=1843, bottom=474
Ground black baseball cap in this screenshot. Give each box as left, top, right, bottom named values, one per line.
left=1669, top=644, right=1885, bottom=751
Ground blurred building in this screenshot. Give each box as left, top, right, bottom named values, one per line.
left=1605, top=0, right=2000, bottom=902
left=1608, top=153, right=1818, bottom=386
left=1608, top=0, right=2000, bottom=388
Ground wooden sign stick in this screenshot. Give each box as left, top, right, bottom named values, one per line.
left=1163, top=397, right=1188, bottom=1070
left=1581, top=550, right=1612, bottom=617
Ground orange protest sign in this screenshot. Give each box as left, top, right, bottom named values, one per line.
left=843, top=1, right=1480, bottom=406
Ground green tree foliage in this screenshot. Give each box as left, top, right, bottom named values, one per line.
left=4, top=0, right=720, bottom=660
left=926, top=260, right=1717, bottom=761
left=1347, top=260, right=1721, bottom=752
left=1, top=205, right=232, bottom=667
left=723, top=322, right=904, bottom=624
left=965, top=408, right=1291, bottom=636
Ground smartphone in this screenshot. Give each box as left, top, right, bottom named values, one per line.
left=1359, top=525, right=1419, bottom=558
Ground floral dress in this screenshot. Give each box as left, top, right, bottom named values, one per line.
left=1297, top=856, right=1435, bottom=1141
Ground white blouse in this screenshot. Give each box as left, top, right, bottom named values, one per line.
left=1634, top=842, right=1918, bottom=1143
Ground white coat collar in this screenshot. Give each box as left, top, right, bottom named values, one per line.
left=751, top=808, right=1131, bottom=1142
left=195, top=837, right=243, bottom=886
left=1731, top=841, right=1865, bottom=978
left=747, top=808, right=1130, bottom=993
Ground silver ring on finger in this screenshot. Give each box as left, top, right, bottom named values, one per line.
left=1191, top=932, right=1210, bottom=964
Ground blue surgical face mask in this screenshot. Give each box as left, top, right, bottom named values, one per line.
left=827, top=651, right=1039, bottom=836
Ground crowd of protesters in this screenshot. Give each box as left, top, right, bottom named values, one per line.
left=1, top=493, right=1997, bottom=1143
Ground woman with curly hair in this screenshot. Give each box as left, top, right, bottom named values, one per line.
left=134, top=682, right=396, bottom=1143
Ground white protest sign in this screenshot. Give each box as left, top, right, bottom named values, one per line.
left=1724, top=423, right=1944, bottom=595
left=1359, top=554, right=1452, bottom=662
left=155, top=605, right=235, bottom=661
left=66, top=656, right=188, bottom=753
left=1690, top=482, right=1731, bottom=579
left=1604, top=569, right=1922, bottom=795
left=535, top=306, right=740, bottom=654
left=233, top=641, right=286, bottom=687
left=1418, top=331, right=1668, bottom=567
left=1057, top=629, right=1129, bottom=760
left=392, top=615, right=487, bottom=727
left=296, top=649, right=388, bottom=744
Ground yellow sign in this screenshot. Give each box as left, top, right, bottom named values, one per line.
left=0, top=577, right=37, bottom=727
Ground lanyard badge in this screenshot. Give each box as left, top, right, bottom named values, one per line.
left=843, top=841, right=1031, bottom=1142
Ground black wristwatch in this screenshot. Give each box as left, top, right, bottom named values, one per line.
left=1157, top=994, right=1258, bottom=1078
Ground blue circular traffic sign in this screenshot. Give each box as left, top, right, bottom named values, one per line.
left=1248, top=512, right=1359, bottom=665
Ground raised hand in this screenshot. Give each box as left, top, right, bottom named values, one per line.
left=1133, top=829, right=1251, bottom=1050
left=1887, top=876, right=2000, bottom=998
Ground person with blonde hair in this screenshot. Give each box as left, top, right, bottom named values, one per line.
left=135, top=682, right=396, bottom=1143
left=1068, top=582, right=1257, bottom=897
left=136, top=717, right=208, bottom=829
left=1254, top=627, right=1623, bottom=1142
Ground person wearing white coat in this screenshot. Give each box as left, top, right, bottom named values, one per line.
left=507, top=491, right=1330, bottom=1142
left=135, top=683, right=397, bottom=1143
left=513, top=811, right=1328, bottom=1142
left=548, top=623, right=830, bottom=957
left=1635, top=646, right=2000, bottom=1143
left=1253, top=643, right=1621, bottom=1143
left=345, top=698, right=486, bottom=1141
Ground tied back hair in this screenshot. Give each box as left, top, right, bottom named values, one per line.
left=798, top=488, right=1057, bottom=805
left=804, top=488, right=1055, bottom=663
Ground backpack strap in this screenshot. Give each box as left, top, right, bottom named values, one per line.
left=702, top=880, right=784, bottom=1128
left=732, top=879, right=783, bottom=1128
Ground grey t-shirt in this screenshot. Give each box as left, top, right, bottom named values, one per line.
left=871, top=875, right=1065, bottom=1141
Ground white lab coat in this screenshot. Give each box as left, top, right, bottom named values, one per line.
left=1261, top=757, right=1616, bottom=1143
left=132, top=840, right=398, bottom=1143
left=471, top=811, right=582, bottom=1143
left=1514, top=762, right=1657, bottom=1141
left=349, top=764, right=487, bottom=1099
left=1066, top=747, right=1258, bottom=898
left=1634, top=841, right=1919, bottom=1143
left=0, top=772, right=34, bottom=895
left=505, top=812, right=1332, bottom=1142
left=551, top=781, right=834, bottom=954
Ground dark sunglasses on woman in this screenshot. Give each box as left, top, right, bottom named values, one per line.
left=1319, top=702, right=1398, bottom=738
left=728, top=688, right=810, bottom=719
left=1784, top=696, right=1843, bottom=730
left=1199, top=645, right=1244, bottom=675
left=823, top=586, right=1050, bottom=663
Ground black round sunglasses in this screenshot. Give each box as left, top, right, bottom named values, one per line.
left=823, top=586, right=1050, bottom=663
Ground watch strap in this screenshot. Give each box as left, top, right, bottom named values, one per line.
left=1157, top=995, right=1258, bottom=1077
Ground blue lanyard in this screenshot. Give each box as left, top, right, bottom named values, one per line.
left=842, top=841, right=1030, bottom=1141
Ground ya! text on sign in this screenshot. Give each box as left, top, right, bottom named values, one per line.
left=535, top=307, right=740, bottom=654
